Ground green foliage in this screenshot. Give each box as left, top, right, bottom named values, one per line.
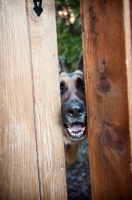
left=55, top=0, right=82, bottom=71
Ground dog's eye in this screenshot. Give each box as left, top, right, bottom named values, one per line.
left=77, top=78, right=85, bottom=93
left=60, top=81, right=65, bottom=95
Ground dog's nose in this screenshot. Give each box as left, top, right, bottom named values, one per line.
left=66, top=101, right=85, bottom=118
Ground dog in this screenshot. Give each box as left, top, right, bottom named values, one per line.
left=59, top=54, right=87, bottom=168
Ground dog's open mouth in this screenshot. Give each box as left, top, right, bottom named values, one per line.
left=64, top=122, right=86, bottom=141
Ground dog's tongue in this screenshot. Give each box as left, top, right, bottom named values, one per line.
left=67, top=123, right=84, bottom=132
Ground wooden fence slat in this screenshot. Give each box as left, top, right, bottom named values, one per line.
left=0, top=1, right=40, bottom=199
left=27, top=1, right=67, bottom=199
left=124, top=0, right=132, bottom=173
left=80, top=0, right=132, bottom=199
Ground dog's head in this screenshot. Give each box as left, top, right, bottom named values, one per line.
left=59, top=54, right=87, bottom=145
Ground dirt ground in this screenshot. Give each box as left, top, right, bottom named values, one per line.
left=66, top=140, right=91, bottom=200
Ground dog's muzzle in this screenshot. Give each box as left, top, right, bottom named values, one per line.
left=62, top=99, right=87, bottom=141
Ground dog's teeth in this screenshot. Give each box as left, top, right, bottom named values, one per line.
left=67, top=125, right=85, bottom=138
left=79, top=131, right=83, bottom=136
left=71, top=132, right=74, bottom=136
left=68, top=128, right=72, bottom=133
left=82, top=127, right=86, bottom=131
left=68, top=128, right=85, bottom=137
left=77, top=132, right=80, bottom=136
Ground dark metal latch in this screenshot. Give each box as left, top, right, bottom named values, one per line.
left=33, top=0, right=43, bottom=16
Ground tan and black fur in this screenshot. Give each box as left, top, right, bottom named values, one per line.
left=59, top=54, right=87, bottom=168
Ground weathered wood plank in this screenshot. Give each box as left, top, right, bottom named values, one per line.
left=0, top=1, right=40, bottom=199
left=27, top=1, right=67, bottom=199
left=80, top=0, right=132, bottom=199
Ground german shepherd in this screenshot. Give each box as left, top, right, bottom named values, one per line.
left=59, top=54, right=87, bottom=168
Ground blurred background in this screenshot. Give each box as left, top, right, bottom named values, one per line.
left=55, top=0, right=82, bottom=71
left=55, top=1, right=91, bottom=199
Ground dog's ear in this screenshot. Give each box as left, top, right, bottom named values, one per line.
left=58, top=57, right=65, bottom=74
left=77, top=53, right=83, bottom=72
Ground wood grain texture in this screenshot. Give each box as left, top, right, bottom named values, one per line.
left=27, top=0, right=67, bottom=199
left=80, top=0, right=132, bottom=199
left=124, top=0, right=132, bottom=173
left=0, top=1, right=40, bottom=199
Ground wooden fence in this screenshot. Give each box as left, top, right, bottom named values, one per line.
left=81, top=0, right=132, bottom=199
left=0, top=0, right=67, bottom=199
left=0, top=0, right=132, bottom=200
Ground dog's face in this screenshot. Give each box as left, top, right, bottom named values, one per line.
left=59, top=55, right=87, bottom=144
